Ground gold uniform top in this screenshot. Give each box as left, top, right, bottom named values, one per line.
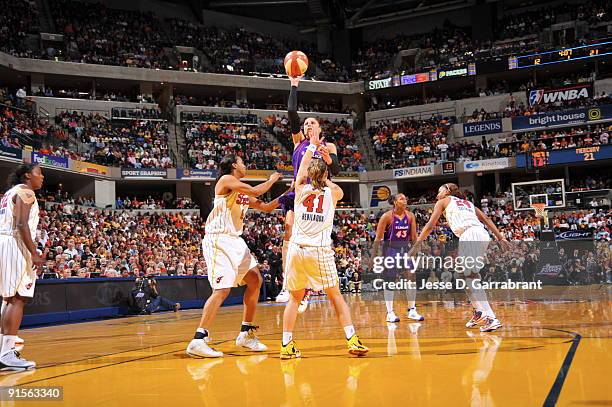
left=204, top=191, right=250, bottom=237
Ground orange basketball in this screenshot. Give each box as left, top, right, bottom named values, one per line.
left=284, top=51, right=308, bottom=77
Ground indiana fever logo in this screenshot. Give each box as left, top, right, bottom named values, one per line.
left=370, top=185, right=391, bottom=207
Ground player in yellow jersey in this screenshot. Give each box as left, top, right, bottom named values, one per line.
left=409, top=183, right=508, bottom=332
left=280, top=131, right=368, bottom=359
left=0, top=164, right=44, bottom=370
left=187, top=154, right=286, bottom=358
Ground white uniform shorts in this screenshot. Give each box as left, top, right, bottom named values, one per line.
left=285, top=243, right=338, bottom=291
left=202, top=234, right=258, bottom=290
left=457, top=226, right=490, bottom=277
left=0, top=235, right=37, bottom=298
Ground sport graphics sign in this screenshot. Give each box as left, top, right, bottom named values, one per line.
left=121, top=168, right=168, bottom=178
left=462, top=119, right=502, bottom=137
left=517, top=144, right=612, bottom=167
left=527, top=83, right=593, bottom=107
left=463, top=158, right=509, bottom=172
left=393, top=165, right=434, bottom=179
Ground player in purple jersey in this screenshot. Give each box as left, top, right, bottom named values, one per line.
left=275, top=75, right=341, bottom=309
left=373, top=194, right=424, bottom=323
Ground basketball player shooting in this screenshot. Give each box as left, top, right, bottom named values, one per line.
left=186, top=155, right=286, bottom=358
left=276, top=75, right=341, bottom=311
left=408, top=183, right=508, bottom=332
left=0, top=164, right=45, bottom=370
left=280, top=130, right=368, bottom=359
left=373, top=193, right=424, bottom=323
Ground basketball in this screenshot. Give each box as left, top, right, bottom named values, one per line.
left=284, top=50, right=308, bottom=77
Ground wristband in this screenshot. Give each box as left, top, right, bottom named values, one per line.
left=306, top=144, right=317, bottom=153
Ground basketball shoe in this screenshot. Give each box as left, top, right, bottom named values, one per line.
left=480, top=317, right=502, bottom=332
left=347, top=335, right=369, bottom=356
left=386, top=311, right=400, bottom=323
left=276, top=290, right=290, bottom=303
left=297, top=297, right=309, bottom=314
left=0, top=350, right=36, bottom=371
left=280, top=340, right=301, bottom=359
left=466, top=309, right=485, bottom=328
left=186, top=338, right=223, bottom=358
left=236, top=326, right=267, bottom=351
left=407, top=308, right=424, bottom=321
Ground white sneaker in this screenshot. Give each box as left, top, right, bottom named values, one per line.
left=480, top=317, right=502, bottom=332
left=407, top=308, right=424, bottom=321
left=15, top=336, right=24, bottom=352
left=186, top=339, right=223, bottom=358
left=0, top=350, right=36, bottom=371
left=297, top=298, right=309, bottom=314
left=236, top=328, right=268, bottom=352
left=386, top=312, right=400, bottom=323
left=276, top=290, right=290, bottom=303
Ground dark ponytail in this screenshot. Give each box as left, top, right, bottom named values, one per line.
left=387, top=194, right=397, bottom=206
left=7, top=164, right=38, bottom=189
left=216, top=154, right=238, bottom=181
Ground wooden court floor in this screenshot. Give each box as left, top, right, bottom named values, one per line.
left=2, top=285, right=610, bottom=406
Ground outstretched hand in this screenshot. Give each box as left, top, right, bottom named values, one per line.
left=290, top=76, right=302, bottom=87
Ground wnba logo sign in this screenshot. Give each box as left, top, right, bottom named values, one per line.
left=529, top=89, right=544, bottom=106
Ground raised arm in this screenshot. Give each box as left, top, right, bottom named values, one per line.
left=325, top=179, right=344, bottom=203
left=218, top=172, right=281, bottom=197
left=288, top=76, right=303, bottom=146
left=317, top=142, right=341, bottom=176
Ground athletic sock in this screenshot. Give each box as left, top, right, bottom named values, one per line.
left=384, top=289, right=394, bottom=313
left=406, top=284, right=416, bottom=309
left=343, top=325, right=356, bottom=340
left=1, top=335, right=16, bottom=356
left=194, top=328, right=209, bottom=340
left=282, top=332, right=293, bottom=346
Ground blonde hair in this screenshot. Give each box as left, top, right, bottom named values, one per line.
left=307, top=159, right=328, bottom=190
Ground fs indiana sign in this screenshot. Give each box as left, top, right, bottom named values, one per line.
left=527, top=83, right=593, bottom=107
left=393, top=165, right=434, bottom=179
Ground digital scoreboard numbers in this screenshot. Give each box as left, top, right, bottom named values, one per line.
left=508, top=41, right=612, bottom=69
left=527, top=150, right=549, bottom=170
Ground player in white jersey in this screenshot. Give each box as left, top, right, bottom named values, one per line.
left=187, top=154, right=285, bottom=358
left=409, top=183, right=508, bottom=332
left=280, top=131, right=368, bottom=359
left=0, top=164, right=44, bottom=370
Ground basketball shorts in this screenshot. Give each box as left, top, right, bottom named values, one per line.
left=285, top=243, right=338, bottom=291
left=0, top=235, right=37, bottom=298
left=202, top=234, right=258, bottom=290
left=381, top=246, right=414, bottom=280
left=457, top=226, right=490, bottom=277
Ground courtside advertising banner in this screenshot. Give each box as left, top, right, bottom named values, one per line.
left=393, top=165, right=434, bottom=179
left=527, top=83, right=594, bottom=106
left=121, top=168, right=168, bottom=178
left=73, top=160, right=109, bottom=176
left=511, top=105, right=612, bottom=131
left=462, top=119, right=503, bottom=137
left=31, top=152, right=69, bottom=169
left=178, top=168, right=217, bottom=179
left=463, top=158, right=510, bottom=172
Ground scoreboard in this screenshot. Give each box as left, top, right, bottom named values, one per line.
left=519, top=145, right=612, bottom=168
left=509, top=41, right=612, bottom=69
